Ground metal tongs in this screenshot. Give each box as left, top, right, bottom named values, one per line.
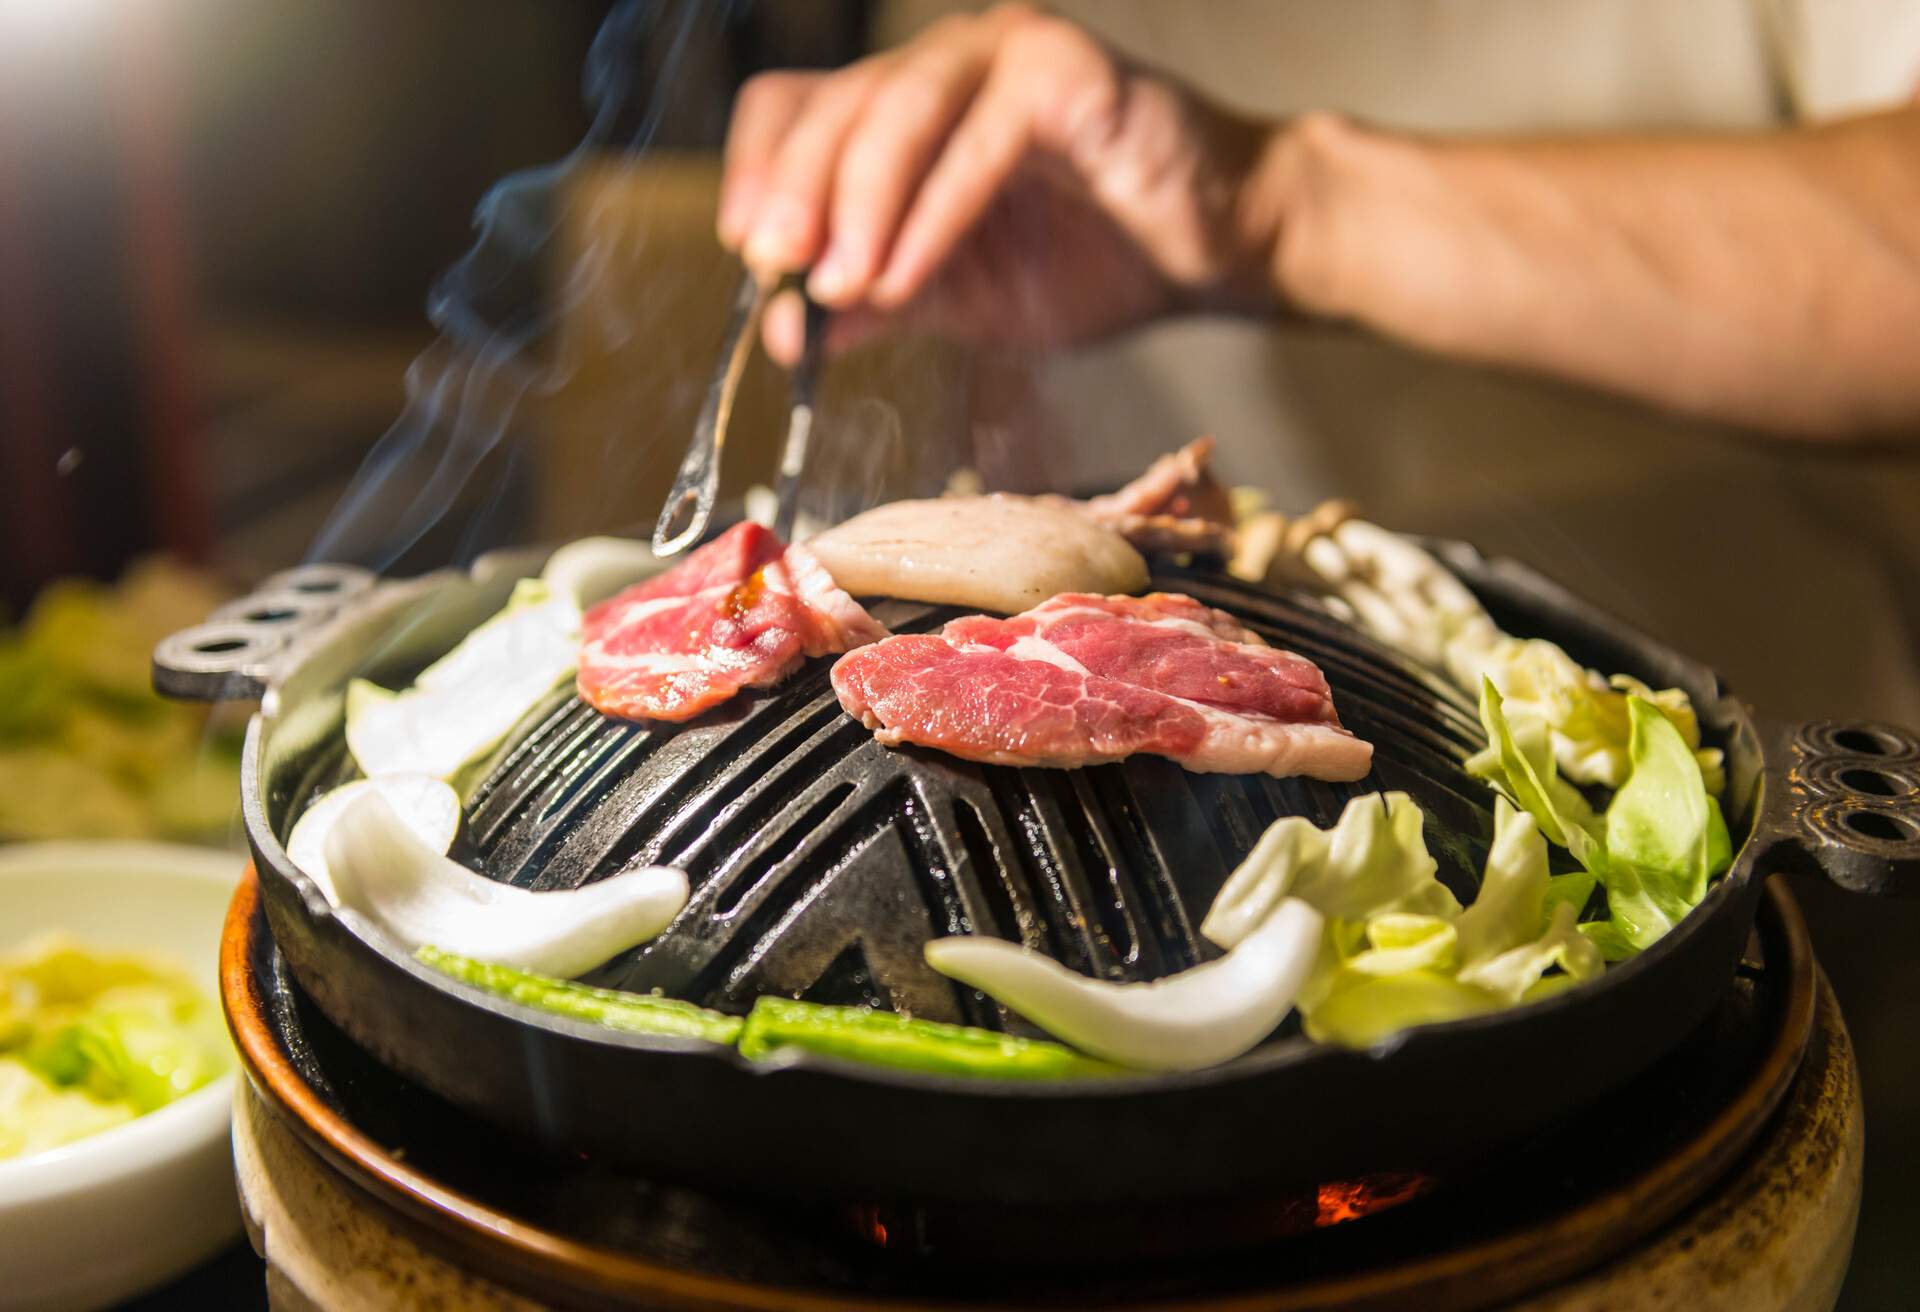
left=652, top=268, right=823, bottom=556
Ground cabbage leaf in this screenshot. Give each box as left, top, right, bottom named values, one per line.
left=346, top=578, right=580, bottom=783
left=1295, top=796, right=1603, bottom=1047
left=1476, top=680, right=1731, bottom=962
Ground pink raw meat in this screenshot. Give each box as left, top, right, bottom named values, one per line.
left=832, top=592, right=1372, bottom=780
left=580, top=522, right=886, bottom=723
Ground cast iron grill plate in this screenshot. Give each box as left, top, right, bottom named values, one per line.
left=289, top=567, right=1495, bottom=1026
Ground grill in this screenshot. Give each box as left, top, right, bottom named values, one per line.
left=289, top=570, right=1490, bottom=1026
left=155, top=533, right=1920, bottom=1207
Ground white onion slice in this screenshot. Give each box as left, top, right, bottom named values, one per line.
left=924, top=899, right=1323, bottom=1072
left=285, top=774, right=460, bottom=904
left=540, top=536, right=665, bottom=608
left=324, top=791, right=688, bottom=977
left=346, top=579, right=580, bottom=781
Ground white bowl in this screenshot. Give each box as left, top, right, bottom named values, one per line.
left=0, top=842, right=244, bottom=1312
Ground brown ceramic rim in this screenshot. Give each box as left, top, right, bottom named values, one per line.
left=222, top=865, right=1817, bottom=1312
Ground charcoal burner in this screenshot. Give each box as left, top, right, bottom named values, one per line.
left=224, top=867, right=1859, bottom=1310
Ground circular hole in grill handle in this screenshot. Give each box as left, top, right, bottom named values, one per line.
left=1841, top=768, right=1900, bottom=798
left=1835, top=728, right=1896, bottom=756
left=1776, top=719, right=1920, bottom=897
left=1846, top=811, right=1916, bottom=844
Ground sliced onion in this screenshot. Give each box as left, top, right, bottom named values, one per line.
left=923, top=899, right=1323, bottom=1072
left=346, top=579, right=580, bottom=781
left=285, top=774, right=460, bottom=904
left=323, top=791, right=687, bottom=978
left=540, top=536, right=664, bottom=608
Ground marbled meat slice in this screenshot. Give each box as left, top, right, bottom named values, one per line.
left=580, top=522, right=886, bottom=723
left=831, top=592, right=1372, bottom=780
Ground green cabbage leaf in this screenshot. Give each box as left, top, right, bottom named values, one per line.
left=1474, top=680, right=1731, bottom=961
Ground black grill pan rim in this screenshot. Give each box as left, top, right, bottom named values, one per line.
left=243, top=535, right=1764, bottom=1101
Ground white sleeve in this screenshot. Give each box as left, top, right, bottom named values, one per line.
left=1756, top=0, right=1920, bottom=120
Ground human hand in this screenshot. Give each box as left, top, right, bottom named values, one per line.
left=717, top=4, right=1284, bottom=363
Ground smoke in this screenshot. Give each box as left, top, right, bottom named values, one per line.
left=307, top=0, right=743, bottom=572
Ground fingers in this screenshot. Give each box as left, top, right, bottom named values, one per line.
left=740, top=60, right=887, bottom=274
left=761, top=287, right=806, bottom=367
left=809, top=7, right=1032, bottom=307
left=718, top=72, right=817, bottom=250
left=871, top=14, right=1117, bottom=308
left=721, top=5, right=1146, bottom=349
left=723, top=5, right=1039, bottom=296
left=867, top=60, right=1033, bottom=309
left=808, top=43, right=990, bottom=306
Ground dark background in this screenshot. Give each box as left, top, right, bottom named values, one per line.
left=2, top=3, right=1913, bottom=1308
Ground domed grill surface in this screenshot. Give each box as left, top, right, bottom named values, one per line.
left=293, top=568, right=1492, bottom=1029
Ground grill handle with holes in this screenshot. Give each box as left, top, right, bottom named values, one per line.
left=1761, top=719, right=1920, bottom=897
left=150, top=548, right=543, bottom=704
left=152, top=563, right=379, bottom=702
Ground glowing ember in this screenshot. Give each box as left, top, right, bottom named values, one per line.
left=1315, top=1172, right=1435, bottom=1227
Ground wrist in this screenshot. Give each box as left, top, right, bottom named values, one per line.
left=1248, top=110, right=1372, bottom=321
left=1190, top=111, right=1369, bottom=322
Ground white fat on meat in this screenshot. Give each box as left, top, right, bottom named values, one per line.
left=806, top=495, right=1148, bottom=615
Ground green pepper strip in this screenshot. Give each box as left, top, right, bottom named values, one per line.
left=414, top=947, right=743, bottom=1045
left=736, top=997, right=1118, bottom=1080
left=417, top=948, right=1115, bottom=1079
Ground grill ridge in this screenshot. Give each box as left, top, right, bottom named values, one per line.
left=499, top=722, right=662, bottom=888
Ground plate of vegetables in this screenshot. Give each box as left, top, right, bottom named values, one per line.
left=0, top=842, right=240, bottom=1310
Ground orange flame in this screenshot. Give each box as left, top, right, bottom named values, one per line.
left=1314, top=1172, right=1434, bottom=1227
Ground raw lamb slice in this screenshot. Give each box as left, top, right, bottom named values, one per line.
left=580, top=522, right=886, bottom=723
left=831, top=592, right=1372, bottom=780
left=1070, top=437, right=1237, bottom=554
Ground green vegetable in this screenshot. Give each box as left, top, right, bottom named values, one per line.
left=0, top=1062, right=135, bottom=1160
left=1296, top=797, right=1603, bottom=1047
left=417, top=946, right=1112, bottom=1079
left=0, top=559, right=243, bottom=842
left=1476, top=680, right=1731, bottom=961
left=1201, top=792, right=1460, bottom=951
left=737, top=997, right=1117, bottom=1080
left=1450, top=632, right=1724, bottom=795
left=1467, top=686, right=1602, bottom=853
left=1303, top=972, right=1502, bottom=1049
left=1, top=936, right=230, bottom=1158
left=540, top=536, right=665, bottom=607
left=415, top=947, right=741, bottom=1044
left=23, top=988, right=228, bottom=1113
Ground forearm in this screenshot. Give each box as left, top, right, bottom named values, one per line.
left=1253, top=108, right=1920, bottom=439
